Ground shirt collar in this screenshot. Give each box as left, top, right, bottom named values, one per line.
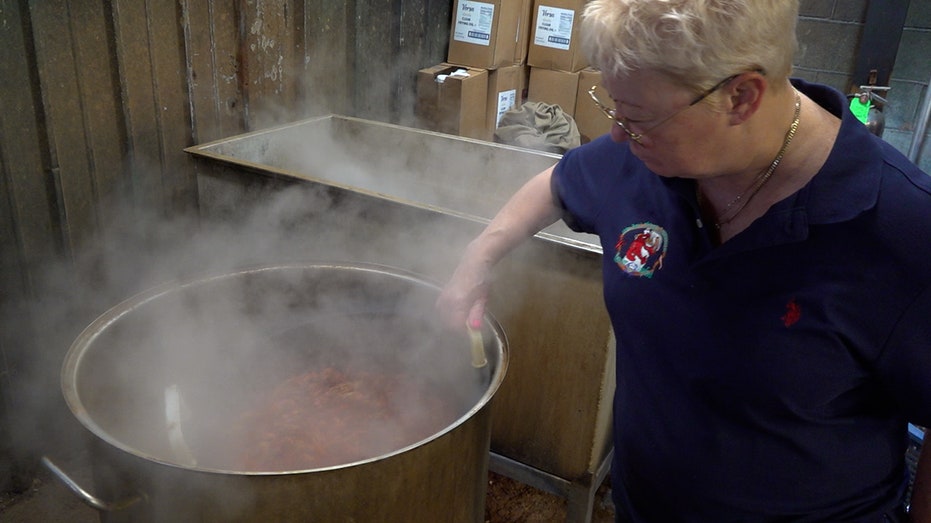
left=663, top=79, right=884, bottom=254
left=786, top=78, right=882, bottom=226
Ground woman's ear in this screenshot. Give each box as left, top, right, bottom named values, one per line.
left=727, top=72, right=766, bottom=125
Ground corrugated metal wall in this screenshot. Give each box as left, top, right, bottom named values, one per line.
left=0, top=0, right=451, bottom=490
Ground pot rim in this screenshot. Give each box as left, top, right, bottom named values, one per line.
left=61, top=261, right=508, bottom=475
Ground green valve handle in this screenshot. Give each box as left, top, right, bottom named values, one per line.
left=850, top=96, right=871, bottom=125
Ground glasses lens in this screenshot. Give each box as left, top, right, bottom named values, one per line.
left=589, top=85, right=643, bottom=143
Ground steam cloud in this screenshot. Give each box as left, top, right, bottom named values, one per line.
left=0, top=34, right=602, bottom=509
left=2, top=106, right=568, bottom=516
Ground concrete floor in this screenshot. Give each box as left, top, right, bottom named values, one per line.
left=0, top=449, right=97, bottom=523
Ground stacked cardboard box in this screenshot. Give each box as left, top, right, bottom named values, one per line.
left=528, top=67, right=578, bottom=117
left=415, top=0, right=609, bottom=144
left=415, top=64, right=490, bottom=140
left=447, top=0, right=532, bottom=69
left=416, top=0, right=533, bottom=141
left=527, top=0, right=588, bottom=72
left=524, top=0, right=611, bottom=143
left=487, top=65, right=526, bottom=135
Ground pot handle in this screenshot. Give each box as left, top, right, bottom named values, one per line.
left=40, top=456, right=144, bottom=512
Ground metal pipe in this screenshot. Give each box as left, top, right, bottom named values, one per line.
left=41, top=456, right=144, bottom=512
left=908, top=72, right=931, bottom=163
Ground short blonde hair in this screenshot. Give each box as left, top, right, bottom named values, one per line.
left=581, top=0, right=798, bottom=92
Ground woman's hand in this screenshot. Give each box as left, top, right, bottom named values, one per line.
left=435, top=249, right=491, bottom=331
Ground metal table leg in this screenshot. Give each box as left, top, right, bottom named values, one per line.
left=489, top=449, right=614, bottom=523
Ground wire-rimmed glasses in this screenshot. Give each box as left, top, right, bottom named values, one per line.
left=587, top=72, right=755, bottom=144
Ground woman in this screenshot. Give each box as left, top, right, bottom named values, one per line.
left=436, top=0, right=930, bottom=521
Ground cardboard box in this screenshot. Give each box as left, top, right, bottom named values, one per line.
left=527, top=67, right=580, bottom=116
left=527, top=0, right=589, bottom=72
left=447, top=0, right=533, bottom=69
left=573, top=68, right=613, bottom=143
left=416, top=64, right=490, bottom=140
left=487, top=65, right=526, bottom=133
left=520, top=64, right=531, bottom=102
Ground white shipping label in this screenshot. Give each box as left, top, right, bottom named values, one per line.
left=453, top=0, right=496, bottom=46
left=533, top=5, right=575, bottom=51
left=495, top=89, right=518, bottom=126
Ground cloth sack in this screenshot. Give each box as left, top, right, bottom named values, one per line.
left=494, top=101, right=581, bottom=154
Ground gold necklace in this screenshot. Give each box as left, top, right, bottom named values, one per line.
left=711, top=90, right=801, bottom=229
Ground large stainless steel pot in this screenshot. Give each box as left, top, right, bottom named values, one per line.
left=50, top=262, right=507, bottom=522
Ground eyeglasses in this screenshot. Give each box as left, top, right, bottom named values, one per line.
left=587, top=72, right=750, bottom=144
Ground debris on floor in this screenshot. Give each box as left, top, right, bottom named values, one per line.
left=485, top=471, right=616, bottom=522
left=0, top=458, right=616, bottom=523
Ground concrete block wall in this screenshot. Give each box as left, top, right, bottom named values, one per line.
left=795, top=0, right=931, bottom=172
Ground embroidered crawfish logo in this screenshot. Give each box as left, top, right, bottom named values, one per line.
left=614, top=223, right=668, bottom=278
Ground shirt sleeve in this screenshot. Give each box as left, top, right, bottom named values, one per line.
left=551, top=135, right=628, bottom=234
left=550, top=157, right=586, bottom=233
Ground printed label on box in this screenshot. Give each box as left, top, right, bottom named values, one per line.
left=533, top=5, right=575, bottom=50
left=453, top=0, right=496, bottom=46
left=495, top=89, right=518, bottom=126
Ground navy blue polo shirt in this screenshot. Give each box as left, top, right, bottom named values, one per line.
left=553, top=79, right=931, bottom=521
